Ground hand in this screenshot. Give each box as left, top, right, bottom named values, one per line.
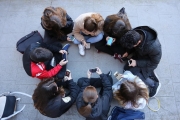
left=96, top=67, right=102, bottom=75
left=87, top=70, right=92, bottom=79
left=67, top=37, right=71, bottom=41
left=66, top=72, right=72, bottom=81
left=122, top=52, right=128, bottom=58
left=90, top=32, right=95, bottom=36
left=106, top=36, right=109, bottom=42
left=82, top=41, right=87, bottom=47
left=129, top=59, right=136, bottom=67
left=59, top=50, right=67, bottom=55
left=112, top=38, right=116, bottom=43
left=59, top=59, right=68, bottom=66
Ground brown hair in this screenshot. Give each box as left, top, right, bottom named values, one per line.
left=114, top=78, right=148, bottom=108
left=78, top=86, right=98, bottom=117
left=32, top=78, right=65, bottom=113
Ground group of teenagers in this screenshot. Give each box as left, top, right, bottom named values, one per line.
left=22, top=6, right=162, bottom=119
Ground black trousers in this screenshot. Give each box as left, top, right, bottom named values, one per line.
left=44, top=42, right=66, bottom=79
left=95, top=37, right=127, bottom=56
left=124, top=63, right=155, bottom=87
left=77, top=75, right=113, bottom=95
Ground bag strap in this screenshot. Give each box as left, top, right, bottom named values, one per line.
left=16, top=31, right=37, bottom=46
left=1, top=105, right=26, bottom=120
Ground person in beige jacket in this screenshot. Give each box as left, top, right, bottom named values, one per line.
left=72, top=12, right=104, bottom=56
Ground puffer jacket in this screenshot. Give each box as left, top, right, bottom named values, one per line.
left=133, top=26, right=162, bottom=79
left=76, top=74, right=113, bottom=120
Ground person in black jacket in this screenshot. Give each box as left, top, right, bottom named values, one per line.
left=76, top=67, right=113, bottom=120
left=95, top=7, right=132, bottom=62
left=120, top=26, right=162, bottom=97
left=32, top=74, right=80, bottom=118
left=41, top=7, right=74, bottom=43
left=23, top=42, right=69, bottom=80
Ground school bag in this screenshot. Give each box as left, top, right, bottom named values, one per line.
left=0, top=92, right=32, bottom=120
left=108, top=106, right=145, bottom=120
left=16, top=31, right=43, bottom=54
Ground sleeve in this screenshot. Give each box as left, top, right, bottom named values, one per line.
left=59, top=35, right=68, bottom=41
left=40, top=42, right=61, bottom=53
left=64, top=13, right=73, bottom=28
left=100, top=74, right=113, bottom=116
left=59, top=80, right=80, bottom=112
left=73, top=20, right=85, bottom=42
left=38, top=64, right=62, bottom=78
left=79, top=78, right=90, bottom=92
left=123, top=71, right=136, bottom=82
left=136, top=43, right=162, bottom=68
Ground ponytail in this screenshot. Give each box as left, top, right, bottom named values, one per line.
left=78, top=104, right=92, bottom=117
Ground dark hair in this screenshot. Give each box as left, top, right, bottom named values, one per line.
left=84, top=17, right=98, bottom=32
left=120, top=30, right=141, bottom=49
left=78, top=86, right=98, bottom=117
left=30, top=47, right=53, bottom=62
left=32, top=78, right=65, bottom=113
left=114, top=79, right=148, bottom=108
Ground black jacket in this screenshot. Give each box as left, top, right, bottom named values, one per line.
left=23, top=42, right=61, bottom=76
left=133, top=26, right=162, bottom=79
left=43, top=80, right=80, bottom=118
left=42, top=13, right=74, bottom=41
left=76, top=74, right=113, bottom=120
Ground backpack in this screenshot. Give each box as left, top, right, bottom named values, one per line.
left=0, top=92, right=32, bottom=120
left=108, top=106, right=145, bottom=120
left=16, top=31, right=43, bottom=54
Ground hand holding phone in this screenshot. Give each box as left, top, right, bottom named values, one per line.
left=89, top=68, right=97, bottom=73
left=106, top=37, right=113, bottom=46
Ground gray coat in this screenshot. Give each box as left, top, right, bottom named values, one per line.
left=133, top=26, right=162, bottom=79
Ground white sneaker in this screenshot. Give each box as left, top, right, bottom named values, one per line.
left=78, top=44, right=85, bottom=56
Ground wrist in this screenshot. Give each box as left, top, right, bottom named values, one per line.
left=81, top=39, right=85, bottom=42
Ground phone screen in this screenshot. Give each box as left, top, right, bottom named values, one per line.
left=107, top=37, right=113, bottom=46
left=86, top=43, right=90, bottom=49
left=70, top=36, right=75, bottom=41
left=89, top=68, right=97, bottom=73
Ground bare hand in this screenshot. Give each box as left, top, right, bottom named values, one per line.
left=122, top=52, right=128, bottom=58
left=96, top=67, right=102, bottom=75
left=129, top=59, right=136, bottom=67
left=112, top=38, right=116, bottom=43
left=66, top=72, right=72, bottom=81
left=87, top=70, right=92, bottom=79
left=106, top=36, right=109, bottom=42
left=59, top=50, right=67, bottom=55
left=67, top=37, right=71, bottom=41
left=82, top=41, right=87, bottom=47
left=59, top=59, right=68, bottom=66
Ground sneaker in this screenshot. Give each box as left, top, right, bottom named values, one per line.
left=78, top=44, right=85, bottom=56
left=107, top=71, right=112, bottom=77
left=149, top=71, right=159, bottom=82
left=149, top=81, right=161, bottom=97
left=114, top=53, right=123, bottom=62
left=62, top=44, right=70, bottom=51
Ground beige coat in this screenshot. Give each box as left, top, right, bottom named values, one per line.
left=73, top=12, right=104, bottom=42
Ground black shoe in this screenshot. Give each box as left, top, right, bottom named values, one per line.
left=149, top=81, right=161, bottom=97
left=107, top=71, right=112, bottom=77
left=149, top=71, right=159, bottom=82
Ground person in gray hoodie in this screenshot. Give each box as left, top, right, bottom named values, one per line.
left=76, top=67, right=113, bottom=120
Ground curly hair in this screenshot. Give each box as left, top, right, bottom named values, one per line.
left=32, top=78, right=65, bottom=113
left=120, top=30, right=141, bottom=49
left=114, top=78, right=148, bottom=108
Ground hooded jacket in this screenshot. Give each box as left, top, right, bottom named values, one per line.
left=133, top=26, right=162, bottom=79
left=37, top=80, right=80, bottom=118
left=23, top=42, right=62, bottom=79
left=76, top=74, right=113, bottom=120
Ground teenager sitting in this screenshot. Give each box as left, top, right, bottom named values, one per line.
left=76, top=67, right=113, bottom=120
left=73, top=13, right=104, bottom=56
left=113, top=71, right=148, bottom=110
left=120, top=26, right=162, bottom=97
left=95, top=7, right=132, bottom=62
left=23, top=42, right=69, bottom=80
left=33, top=75, right=79, bottom=118
left=41, top=7, right=74, bottom=43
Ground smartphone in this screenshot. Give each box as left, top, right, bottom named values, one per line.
left=106, top=37, right=113, bottom=46
left=128, top=60, right=132, bottom=65
left=65, top=70, right=71, bottom=77
left=70, top=36, right=75, bottom=41
left=62, top=53, right=67, bottom=61
left=86, top=42, right=91, bottom=49
left=89, top=68, right=97, bottom=73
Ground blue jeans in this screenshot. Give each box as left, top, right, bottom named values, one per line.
left=73, top=32, right=103, bottom=44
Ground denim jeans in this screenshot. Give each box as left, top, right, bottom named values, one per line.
left=73, top=32, right=103, bottom=44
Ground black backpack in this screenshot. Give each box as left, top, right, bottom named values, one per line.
left=16, top=31, right=43, bottom=54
